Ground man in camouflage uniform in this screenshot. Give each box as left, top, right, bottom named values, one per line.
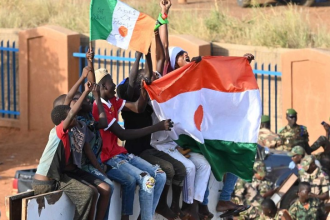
left=288, top=182, right=326, bottom=220
left=258, top=115, right=281, bottom=148
left=299, top=155, right=329, bottom=201
left=277, top=109, right=310, bottom=154
left=233, top=161, right=275, bottom=220
left=288, top=145, right=305, bottom=170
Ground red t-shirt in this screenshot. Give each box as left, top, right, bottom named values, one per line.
left=55, top=121, right=71, bottom=164
left=92, top=97, right=127, bottom=162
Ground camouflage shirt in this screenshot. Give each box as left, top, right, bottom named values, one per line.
left=258, top=128, right=281, bottom=148
left=234, top=177, right=274, bottom=219
left=288, top=198, right=325, bottom=220
left=277, top=124, right=309, bottom=152
left=256, top=212, right=281, bottom=220
left=299, top=167, right=329, bottom=195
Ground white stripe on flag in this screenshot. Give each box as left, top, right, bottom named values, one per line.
left=150, top=88, right=261, bottom=143
left=106, top=1, right=139, bottom=49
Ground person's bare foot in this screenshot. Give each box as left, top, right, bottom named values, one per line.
left=181, top=200, right=200, bottom=220
left=156, top=203, right=179, bottom=220
left=198, top=204, right=214, bottom=220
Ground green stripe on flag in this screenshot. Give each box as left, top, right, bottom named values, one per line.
left=175, top=134, right=257, bottom=182
left=90, top=0, right=117, bottom=40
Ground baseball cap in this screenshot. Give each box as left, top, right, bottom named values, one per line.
left=261, top=115, right=270, bottom=123
left=286, top=108, right=297, bottom=116
left=288, top=146, right=305, bottom=157
left=253, top=161, right=266, bottom=178
left=95, top=68, right=110, bottom=84
left=300, top=155, right=315, bottom=172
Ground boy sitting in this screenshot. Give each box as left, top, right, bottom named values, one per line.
left=33, top=91, right=95, bottom=220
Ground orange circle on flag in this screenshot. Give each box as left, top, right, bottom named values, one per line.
left=194, top=105, right=203, bottom=131
left=119, top=26, right=128, bottom=37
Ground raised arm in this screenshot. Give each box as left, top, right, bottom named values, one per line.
left=63, top=82, right=92, bottom=131
left=86, top=48, right=96, bottom=83
left=64, top=66, right=92, bottom=105
left=109, top=119, right=173, bottom=140
left=159, top=0, right=171, bottom=68
left=144, top=49, right=153, bottom=84
left=155, top=30, right=165, bottom=75
left=126, top=52, right=142, bottom=101
left=92, top=83, right=108, bottom=129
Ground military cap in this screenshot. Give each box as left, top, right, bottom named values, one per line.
left=287, top=146, right=305, bottom=157
left=253, top=161, right=266, bottom=178
left=286, top=108, right=297, bottom=116
left=261, top=115, right=270, bottom=123
left=300, top=155, right=315, bottom=172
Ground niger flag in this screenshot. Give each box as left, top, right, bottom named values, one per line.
left=145, top=56, right=262, bottom=182
left=90, top=0, right=155, bottom=54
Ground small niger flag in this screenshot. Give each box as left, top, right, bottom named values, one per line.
left=90, top=0, right=155, bottom=54
left=145, top=56, right=262, bottom=182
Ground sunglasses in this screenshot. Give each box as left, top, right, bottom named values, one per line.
left=288, top=115, right=296, bottom=119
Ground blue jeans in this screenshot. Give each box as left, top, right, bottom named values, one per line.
left=219, top=173, right=238, bottom=201
left=106, top=153, right=166, bottom=219
left=202, top=184, right=209, bottom=205
left=82, top=164, right=114, bottom=220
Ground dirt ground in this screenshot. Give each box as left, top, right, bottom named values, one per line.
left=1, top=0, right=330, bottom=219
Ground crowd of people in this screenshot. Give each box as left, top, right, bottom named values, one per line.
left=234, top=109, right=330, bottom=220
left=31, top=0, right=330, bottom=220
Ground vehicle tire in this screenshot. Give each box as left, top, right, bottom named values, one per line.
left=237, top=0, right=251, bottom=7
left=280, top=185, right=298, bottom=209
left=298, top=0, right=315, bottom=6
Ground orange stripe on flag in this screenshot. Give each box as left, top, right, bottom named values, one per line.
left=129, top=13, right=155, bottom=54
left=145, top=56, right=259, bottom=103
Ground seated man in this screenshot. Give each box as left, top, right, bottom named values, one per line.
left=258, top=198, right=291, bottom=220
left=289, top=182, right=327, bottom=220
left=298, top=155, right=329, bottom=201
left=288, top=145, right=305, bottom=170
left=277, top=109, right=310, bottom=154
left=233, top=161, right=277, bottom=220
left=258, top=115, right=281, bottom=148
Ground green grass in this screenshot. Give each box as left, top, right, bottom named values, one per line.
left=0, top=0, right=329, bottom=48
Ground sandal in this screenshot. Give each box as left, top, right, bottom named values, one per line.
left=220, top=205, right=250, bottom=218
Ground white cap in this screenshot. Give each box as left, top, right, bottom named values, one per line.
left=169, top=46, right=185, bottom=70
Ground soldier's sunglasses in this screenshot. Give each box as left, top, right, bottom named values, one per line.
left=288, top=115, right=296, bottom=119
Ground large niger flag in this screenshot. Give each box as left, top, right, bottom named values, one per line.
left=90, top=0, right=155, bottom=54
left=145, top=56, right=261, bottom=182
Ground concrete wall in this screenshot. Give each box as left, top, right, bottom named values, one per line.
left=282, top=48, right=330, bottom=144
left=19, top=26, right=80, bottom=132
left=19, top=174, right=224, bottom=220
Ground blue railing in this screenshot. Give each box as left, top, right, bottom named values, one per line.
left=253, top=63, right=282, bottom=133
left=0, top=41, right=19, bottom=118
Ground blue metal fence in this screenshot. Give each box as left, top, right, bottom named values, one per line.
left=253, top=63, right=282, bottom=132
left=0, top=41, right=19, bottom=118
left=73, top=48, right=282, bottom=132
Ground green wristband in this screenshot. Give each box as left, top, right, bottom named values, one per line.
left=154, top=13, right=168, bottom=31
